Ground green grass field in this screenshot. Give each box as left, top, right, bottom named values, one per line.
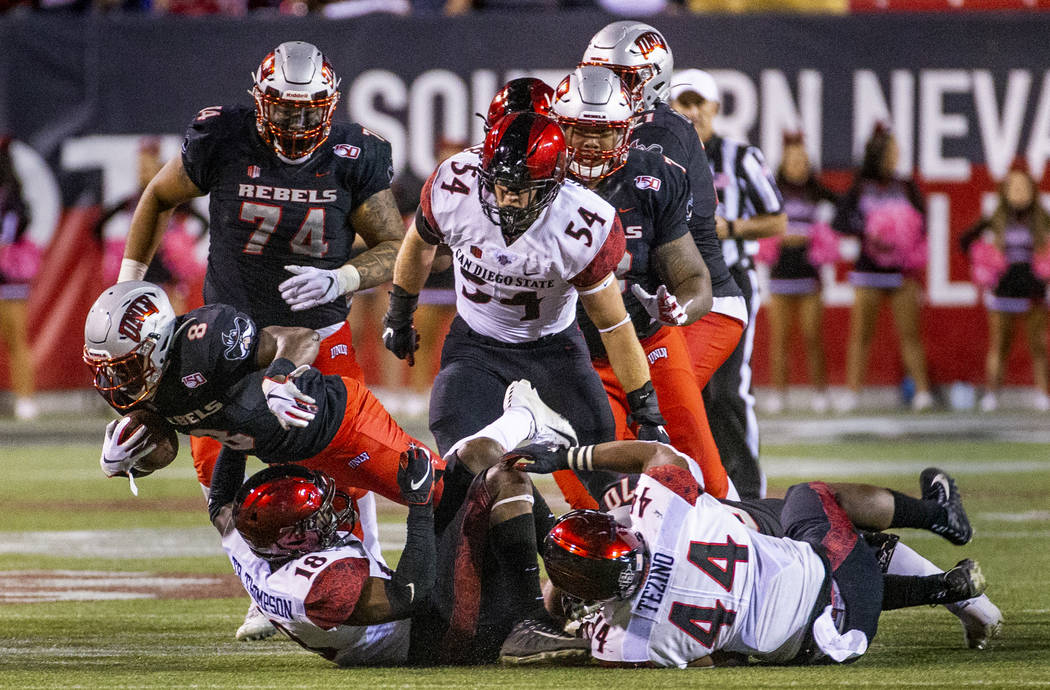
left=1, top=413, right=1048, bottom=688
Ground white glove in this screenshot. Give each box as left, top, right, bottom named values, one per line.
left=262, top=364, right=318, bottom=429
left=279, top=264, right=361, bottom=312
left=631, top=283, right=692, bottom=326
left=100, top=417, right=157, bottom=496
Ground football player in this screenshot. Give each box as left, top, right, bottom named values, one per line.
left=382, top=110, right=667, bottom=505
left=551, top=65, right=736, bottom=504
left=205, top=386, right=590, bottom=666
left=504, top=442, right=1002, bottom=662
left=116, top=42, right=405, bottom=639
left=579, top=24, right=759, bottom=496
left=483, top=77, right=554, bottom=132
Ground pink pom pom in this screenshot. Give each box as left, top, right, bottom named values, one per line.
left=102, top=238, right=125, bottom=284
left=1032, top=245, right=1050, bottom=282
left=0, top=239, right=42, bottom=283
left=864, top=200, right=925, bottom=270
left=160, top=226, right=206, bottom=283
left=968, top=239, right=1007, bottom=288
left=806, top=222, right=840, bottom=266
left=755, top=236, right=780, bottom=265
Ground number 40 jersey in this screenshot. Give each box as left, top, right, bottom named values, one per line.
left=415, top=148, right=625, bottom=343
left=591, top=465, right=828, bottom=668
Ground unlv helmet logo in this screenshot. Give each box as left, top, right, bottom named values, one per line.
left=634, top=32, right=667, bottom=59
left=118, top=295, right=159, bottom=341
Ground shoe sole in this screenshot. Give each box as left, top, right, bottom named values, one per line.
left=236, top=629, right=278, bottom=641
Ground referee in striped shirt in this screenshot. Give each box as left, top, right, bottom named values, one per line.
left=671, top=69, right=786, bottom=499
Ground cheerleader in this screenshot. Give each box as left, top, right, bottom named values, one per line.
left=960, top=160, right=1050, bottom=412
left=759, top=133, right=838, bottom=414
left=833, top=124, right=932, bottom=412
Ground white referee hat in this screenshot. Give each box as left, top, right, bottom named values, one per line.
left=669, top=69, right=720, bottom=104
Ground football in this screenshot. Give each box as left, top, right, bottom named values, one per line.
left=118, top=409, right=179, bottom=476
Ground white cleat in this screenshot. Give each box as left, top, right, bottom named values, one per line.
left=947, top=595, right=1003, bottom=650
left=235, top=602, right=278, bottom=641
left=504, top=379, right=577, bottom=448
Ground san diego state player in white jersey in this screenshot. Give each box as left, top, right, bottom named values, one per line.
left=551, top=65, right=739, bottom=505
left=383, top=111, right=666, bottom=503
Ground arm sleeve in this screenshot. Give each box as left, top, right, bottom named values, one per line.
left=384, top=504, right=436, bottom=617
left=570, top=215, right=626, bottom=287
left=207, top=447, right=247, bottom=523
left=304, top=558, right=371, bottom=629
left=348, top=131, right=394, bottom=212
left=643, top=465, right=701, bottom=505
left=740, top=146, right=784, bottom=215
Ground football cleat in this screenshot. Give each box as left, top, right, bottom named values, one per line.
left=920, top=467, right=973, bottom=545
left=235, top=602, right=278, bottom=641
left=940, top=559, right=987, bottom=603
left=947, top=595, right=1003, bottom=650
left=503, top=379, right=577, bottom=449
left=499, top=617, right=591, bottom=665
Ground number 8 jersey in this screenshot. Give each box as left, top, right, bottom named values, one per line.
left=592, top=466, right=828, bottom=667
left=416, top=149, right=625, bottom=343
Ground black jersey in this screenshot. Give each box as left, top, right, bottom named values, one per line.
left=147, top=304, right=347, bottom=463
left=181, top=105, right=393, bottom=329
left=576, top=149, right=691, bottom=357
left=631, top=101, right=740, bottom=299
left=833, top=177, right=924, bottom=275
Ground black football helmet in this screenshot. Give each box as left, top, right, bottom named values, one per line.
left=478, top=111, right=568, bottom=241
left=234, top=465, right=356, bottom=560
left=542, top=509, right=648, bottom=602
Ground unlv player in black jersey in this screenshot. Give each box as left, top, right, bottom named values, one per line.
left=550, top=65, right=735, bottom=504
left=580, top=23, right=752, bottom=488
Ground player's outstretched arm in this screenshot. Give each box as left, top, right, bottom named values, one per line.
left=651, top=233, right=712, bottom=325
left=382, top=223, right=437, bottom=365
left=121, top=156, right=203, bottom=281
left=207, top=448, right=248, bottom=536
left=506, top=439, right=686, bottom=477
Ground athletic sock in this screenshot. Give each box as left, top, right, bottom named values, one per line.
left=448, top=407, right=535, bottom=457
left=531, top=486, right=556, bottom=550
left=882, top=573, right=962, bottom=610
left=889, top=490, right=946, bottom=530
left=489, top=513, right=544, bottom=621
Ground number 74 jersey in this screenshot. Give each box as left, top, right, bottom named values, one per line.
left=417, top=149, right=625, bottom=343
left=591, top=467, right=828, bottom=667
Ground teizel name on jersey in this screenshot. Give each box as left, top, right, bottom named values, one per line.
left=237, top=184, right=338, bottom=204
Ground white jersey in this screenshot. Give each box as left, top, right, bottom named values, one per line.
left=221, top=529, right=410, bottom=666
left=419, top=148, right=624, bottom=342
left=591, top=467, right=827, bottom=668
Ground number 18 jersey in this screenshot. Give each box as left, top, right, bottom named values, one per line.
left=592, top=465, right=827, bottom=668
left=416, top=149, right=625, bottom=343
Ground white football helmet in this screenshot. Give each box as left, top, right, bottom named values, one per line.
left=552, top=66, right=635, bottom=183
left=83, top=282, right=177, bottom=411
left=251, top=41, right=341, bottom=163
left=581, top=21, right=673, bottom=111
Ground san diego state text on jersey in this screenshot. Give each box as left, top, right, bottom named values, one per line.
left=181, top=105, right=393, bottom=330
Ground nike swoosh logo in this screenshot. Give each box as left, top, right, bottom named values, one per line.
left=406, top=582, right=415, bottom=602
left=410, top=462, right=431, bottom=491
left=618, top=207, right=634, bottom=213
left=315, top=171, right=330, bottom=177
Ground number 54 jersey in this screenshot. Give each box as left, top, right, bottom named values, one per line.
left=592, top=466, right=828, bottom=667
left=415, top=149, right=625, bottom=343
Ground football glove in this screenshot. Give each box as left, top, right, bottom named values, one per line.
left=382, top=285, right=420, bottom=366
left=627, top=381, right=670, bottom=444
left=262, top=364, right=317, bottom=430
left=279, top=264, right=361, bottom=312
left=502, top=443, right=597, bottom=474
left=100, top=417, right=157, bottom=495
left=631, top=283, right=691, bottom=326
left=397, top=444, right=434, bottom=506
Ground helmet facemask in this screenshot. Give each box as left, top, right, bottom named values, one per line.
left=84, top=337, right=162, bottom=411
left=553, top=66, right=636, bottom=183
left=561, top=121, right=633, bottom=183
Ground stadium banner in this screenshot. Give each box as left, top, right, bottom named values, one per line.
left=1, top=12, right=1049, bottom=390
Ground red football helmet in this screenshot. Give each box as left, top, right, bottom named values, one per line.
left=251, top=42, right=341, bottom=163
left=478, top=111, right=568, bottom=240
left=234, top=465, right=356, bottom=560
left=542, top=509, right=648, bottom=602
left=485, top=78, right=555, bottom=131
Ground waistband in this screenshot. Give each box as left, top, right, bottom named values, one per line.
left=450, top=316, right=579, bottom=350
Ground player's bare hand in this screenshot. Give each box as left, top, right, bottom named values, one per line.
left=262, top=364, right=317, bottom=430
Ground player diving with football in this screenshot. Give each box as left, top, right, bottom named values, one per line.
left=500, top=440, right=1001, bottom=665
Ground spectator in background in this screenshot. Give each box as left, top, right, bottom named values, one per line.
left=0, top=137, right=40, bottom=420
left=94, top=137, right=208, bottom=315
left=759, top=132, right=838, bottom=414
left=960, top=160, right=1050, bottom=413
left=832, top=123, right=931, bottom=413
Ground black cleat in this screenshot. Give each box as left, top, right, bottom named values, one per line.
left=938, top=559, right=987, bottom=603
left=920, top=467, right=973, bottom=545
left=499, top=617, right=591, bottom=666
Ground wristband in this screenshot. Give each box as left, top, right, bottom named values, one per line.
left=727, top=220, right=737, bottom=238
left=385, top=285, right=419, bottom=326
left=264, top=357, right=297, bottom=380
left=627, top=381, right=666, bottom=426
left=566, top=445, right=596, bottom=472
left=335, top=264, right=362, bottom=295
left=117, top=258, right=149, bottom=282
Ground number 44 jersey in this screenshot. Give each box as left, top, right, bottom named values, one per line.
left=416, top=148, right=625, bottom=343
left=591, top=466, right=828, bottom=668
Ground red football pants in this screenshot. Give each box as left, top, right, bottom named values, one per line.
left=593, top=326, right=730, bottom=499
left=680, top=311, right=745, bottom=392
left=191, top=322, right=365, bottom=487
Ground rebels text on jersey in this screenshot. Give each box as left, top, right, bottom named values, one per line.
left=181, top=105, right=393, bottom=330
left=221, top=527, right=410, bottom=666
left=631, top=102, right=739, bottom=300
left=590, top=465, right=827, bottom=668
left=577, top=148, right=691, bottom=357
left=415, top=149, right=625, bottom=342
left=148, top=304, right=346, bottom=460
